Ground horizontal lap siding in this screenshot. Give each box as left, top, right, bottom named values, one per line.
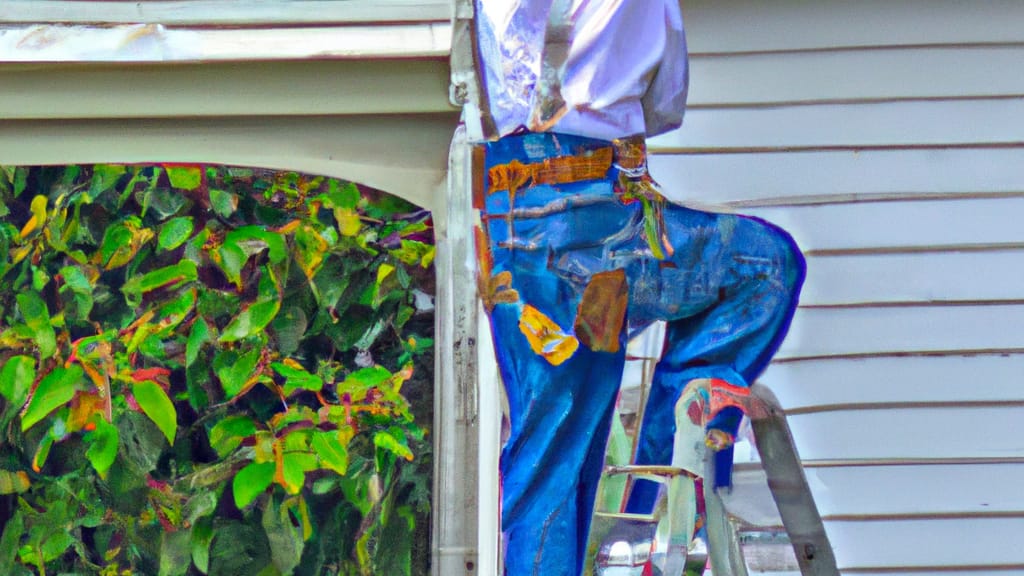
left=825, top=518, right=1024, bottom=570
left=687, top=47, right=1024, bottom=107
left=672, top=2, right=1024, bottom=569
left=761, top=355, right=1024, bottom=410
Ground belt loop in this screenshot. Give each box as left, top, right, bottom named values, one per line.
left=612, top=134, right=649, bottom=179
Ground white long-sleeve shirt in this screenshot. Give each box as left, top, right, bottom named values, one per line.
left=473, top=0, right=689, bottom=141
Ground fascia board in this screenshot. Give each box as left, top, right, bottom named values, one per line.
left=0, top=0, right=451, bottom=26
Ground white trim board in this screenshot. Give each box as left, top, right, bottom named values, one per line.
left=0, top=0, right=451, bottom=25
left=0, top=23, right=452, bottom=63
left=0, top=114, right=459, bottom=210
left=0, top=60, right=455, bottom=120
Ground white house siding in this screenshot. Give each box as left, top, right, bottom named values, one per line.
left=651, top=1, right=1024, bottom=572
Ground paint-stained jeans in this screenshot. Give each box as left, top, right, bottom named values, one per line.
left=477, top=132, right=805, bottom=576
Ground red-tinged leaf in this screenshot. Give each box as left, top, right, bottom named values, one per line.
left=21, top=365, right=83, bottom=431
left=0, top=355, right=35, bottom=408
left=67, top=392, right=104, bottom=432
left=130, top=367, right=171, bottom=383
left=133, top=380, right=177, bottom=445
left=233, top=462, right=274, bottom=509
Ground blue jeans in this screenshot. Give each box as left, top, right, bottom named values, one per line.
left=478, top=132, right=804, bottom=576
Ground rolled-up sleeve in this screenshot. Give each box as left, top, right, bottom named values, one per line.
left=474, top=0, right=689, bottom=140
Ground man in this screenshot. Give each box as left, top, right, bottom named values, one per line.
left=468, top=2, right=805, bottom=574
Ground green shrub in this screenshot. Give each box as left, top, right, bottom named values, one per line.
left=0, top=165, right=434, bottom=575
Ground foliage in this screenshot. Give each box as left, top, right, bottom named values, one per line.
left=0, top=164, right=435, bottom=575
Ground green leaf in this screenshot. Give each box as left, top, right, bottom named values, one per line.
left=21, top=365, right=82, bottom=431
left=220, top=299, right=281, bottom=343
left=89, top=164, right=126, bottom=196
left=215, top=348, right=260, bottom=398
left=96, top=216, right=153, bottom=269
left=270, top=363, right=323, bottom=396
left=373, top=430, right=414, bottom=462
left=12, top=167, right=28, bottom=197
left=158, top=216, right=195, bottom=251
left=31, top=432, right=55, bottom=472
left=326, top=180, right=360, bottom=209
left=209, top=188, right=239, bottom=218
left=262, top=497, right=304, bottom=576
left=159, top=527, right=193, bottom=576
left=0, top=511, right=24, bottom=571
left=122, top=261, right=198, bottom=300
left=310, top=431, right=349, bottom=475
left=215, top=241, right=247, bottom=289
left=166, top=166, right=202, bottom=191
left=37, top=531, right=74, bottom=564
left=225, top=226, right=287, bottom=264
left=191, top=517, right=214, bottom=574
left=186, top=317, right=212, bottom=368
left=157, top=287, right=197, bottom=334
left=293, top=223, right=328, bottom=281
left=0, top=355, right=35, bottom=408
left=30, top=266, right=49, bottom=291
left=184, top=491, right=219, bottom=526
left=85, top=416, right=119, bottom=478
left=16, top=292, right=55, bottom=359
left=133, top=380, right=178, bottom=445
left=271, top=308, right=307, bottom=357
left=233, top=462, right=275, bottom=508
left=58, top=265, right=94, bottom=320
left=209, top=415, right=257, bottom=458
left=280, top=452, right=316, bottom=495
left=338, top=365, right=391, bottom=401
